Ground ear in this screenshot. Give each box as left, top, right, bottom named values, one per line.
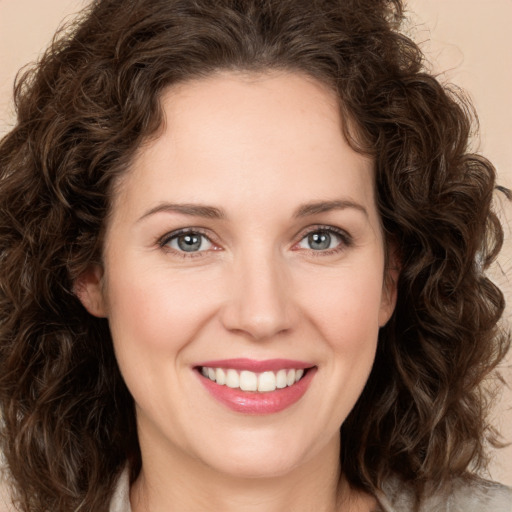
left=378, top=244, right=400, bottom=327
left=73, top=264, right=108, bottom=318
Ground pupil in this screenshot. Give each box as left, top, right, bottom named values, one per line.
left=178, top=234, right=201, bottom=252
left=309, top=232, right=330, bottom=250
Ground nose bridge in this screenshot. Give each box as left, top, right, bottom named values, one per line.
left=221, top=243, right=295, bottom=340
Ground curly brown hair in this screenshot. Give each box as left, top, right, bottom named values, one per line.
left=0, top=0, right=509, bottom=510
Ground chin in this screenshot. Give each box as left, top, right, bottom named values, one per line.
left=206, top=452, right=302, bottom=480
left=189, top=428, right=319, bottom=480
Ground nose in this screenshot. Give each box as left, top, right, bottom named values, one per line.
left=219, top=249, right=297, bottom=340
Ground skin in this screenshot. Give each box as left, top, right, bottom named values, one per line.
left=78, top=71, right=397, bottom=512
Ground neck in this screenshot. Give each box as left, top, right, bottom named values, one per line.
left=129, top=432, right=374, bottom=512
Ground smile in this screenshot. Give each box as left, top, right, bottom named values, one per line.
left=200, top=367, right=306, bottom=392
left=194, top=358, right=316, bottom=414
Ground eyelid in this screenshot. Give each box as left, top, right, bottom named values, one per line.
left=157, top=227, right=220, bottom=257
left=293, top=225, right=353, bottom=253
left=156, top=224, right=353, bottom=258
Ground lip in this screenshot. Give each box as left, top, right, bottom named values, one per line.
left=195, top=358, right=313, bottom=372
left=194, top=362, right=317, bottom=415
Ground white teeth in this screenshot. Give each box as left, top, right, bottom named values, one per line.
left=201, top=366, right=308, bottom=392
left=239, top=371, right=258, bottom=391
left=276, top=369, right=287, bottom=389
left=215, top=368, right=226, bottom=385
left=225, top=369, right=239, bottom=388
left=258, top=371, right=276, bottom=392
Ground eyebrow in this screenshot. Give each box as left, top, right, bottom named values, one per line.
left=137, top=199, right=367, bottom=222
left=293, top=199, right=368, bottom=218
left=138, top=203, right=226, bottom=222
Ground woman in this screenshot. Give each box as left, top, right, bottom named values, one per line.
left=0, top=0, right=510, bottom=510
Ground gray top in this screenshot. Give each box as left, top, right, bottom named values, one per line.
left=375, top=476, right=512, bottom=511
left=108, top=470, right=512, bottom=512
left=2, top=467, right=511, bottom=511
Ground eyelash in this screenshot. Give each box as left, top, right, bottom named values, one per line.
left=297, top=225, right=353, bottom=257
left=157, top=225, right=353, bottom=259
left=158, top=228, right=216, bottom=259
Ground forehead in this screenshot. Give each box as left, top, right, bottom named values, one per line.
left=112, top=71, right=376, bottom=222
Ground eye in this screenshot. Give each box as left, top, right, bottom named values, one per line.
left=163, top=231, right=213, bottom=253
left=296, top=228, right=348, bottom=252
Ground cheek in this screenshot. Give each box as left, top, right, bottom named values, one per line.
left=290, top=266, right=383, bottom=429
left=296, top=265, right=385, bottom=350
left=105, top=264, right=223, bottom=358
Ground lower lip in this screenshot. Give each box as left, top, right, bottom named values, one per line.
left=196, top=368, right=316, bottom=414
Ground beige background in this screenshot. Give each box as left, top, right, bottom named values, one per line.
left=1, top=0, right=511, bottom=486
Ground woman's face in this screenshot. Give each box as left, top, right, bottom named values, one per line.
left=79, top=72, right=396, bottom=479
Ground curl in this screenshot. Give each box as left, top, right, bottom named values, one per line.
left=0, top=0, right=509, bottom=509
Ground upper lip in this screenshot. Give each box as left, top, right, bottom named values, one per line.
left=195, top=358, right=314, bottom=372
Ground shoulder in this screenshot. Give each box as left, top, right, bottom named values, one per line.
left=376, top=476, right=512, bottom=512
left=109, top=468, right=131, bottom=512
left=445, top=479, right=512, bottom=512
left=0, top=467, right=16, bottom=512
left=0, top=465, right=131, bottom=512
